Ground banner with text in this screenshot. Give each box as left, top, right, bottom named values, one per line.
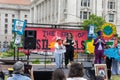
left=25, top=28, right=88, bottom=52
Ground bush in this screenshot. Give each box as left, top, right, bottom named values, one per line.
left=31, top=59, right=40, bottom=64
left=0, top=49, right=25, bottom=58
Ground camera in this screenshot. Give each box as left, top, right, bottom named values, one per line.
left=24, top=64, right=32, bottom=76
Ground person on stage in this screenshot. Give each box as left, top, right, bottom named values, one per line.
left=63, top=33, right=76, bottom=68
left=93, top=30, right=106, bottom=64
left=54, top=37, right=66, bottom=69
left=112, top=35, right=120, bottom=75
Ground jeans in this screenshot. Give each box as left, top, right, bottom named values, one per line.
left=54, top=53, right=63, bottom=68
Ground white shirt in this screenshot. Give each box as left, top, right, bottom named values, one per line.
left=67, top=77, right=87, bottom=80
left=54, top=43, right=66, bottom=54
left=98, top=42, right=102, bottom=50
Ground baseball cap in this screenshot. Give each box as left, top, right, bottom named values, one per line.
left=13, top=61, right=24, bottom=73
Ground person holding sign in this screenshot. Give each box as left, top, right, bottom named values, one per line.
left=93, top=30, right=106, bottom=64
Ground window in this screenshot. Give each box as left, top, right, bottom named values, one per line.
left=80, top=11, right=82, bottom=19
left=5, top=18, right=8, bottom=23
left=80, top=11, right=90, bottom=19
left=12, top=14, right=15, bottom=17
left=109, top=14, right=114, bottom=22
left=12, top=19, right=14, bottom=23
left=4, top=29, right=7, bottom=34
left=83, top=12, right=87, bottom=19
left=108, top=1, right=115, bottom=9
left=81, top=0, right=90, bottom=7
left=24, top=15, right=27, bottom=18
left=5, top=24, right=8, bottom=28
left=5, top=14, right=8, bottom=17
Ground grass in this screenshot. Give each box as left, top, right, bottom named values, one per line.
left=111, top=75, right=120, bottom=80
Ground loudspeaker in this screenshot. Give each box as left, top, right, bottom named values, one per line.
left=24, top=30, right=36, bottom=49
left=33, top=70, right=53, bottom=80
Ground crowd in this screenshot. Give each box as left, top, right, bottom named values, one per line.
left=1, top=61, right=103, bottom=80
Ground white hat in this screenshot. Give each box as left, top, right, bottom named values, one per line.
left=56, top=37, right=61, bottom=41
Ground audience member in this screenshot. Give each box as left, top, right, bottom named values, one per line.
left=7, top=61, right=31, bottom=80
left=0, top=71, right=4, bottom=80
left=67, top=62, right=87, bottom=80
left=52, top=69, right=66, bottom=80
left=95, top=76, right=104, bottom=80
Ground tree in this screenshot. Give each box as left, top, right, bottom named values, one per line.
left=82, top=14, right=105, bottom=33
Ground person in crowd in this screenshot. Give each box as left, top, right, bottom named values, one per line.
left=63, top=33, right=76, bottom=68
left=54, top=37, right=66, bottom=69
left=52, top=69, right=66, bottom=80
left=93, top=30, right=106, bottom=64
left=67, top=62, right=87, bottom=80
left=95, top=76, right=104, bottom=80
left=0, top=71, right=4, bottom=80
left=7, top=61, right=31, bottom=80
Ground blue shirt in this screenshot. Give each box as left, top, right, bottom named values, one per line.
left=7, top=74, right=31, bottom=80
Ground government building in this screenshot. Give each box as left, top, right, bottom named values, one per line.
left=0, top=0, right=31, bottom=48
left=31, top=0, right=120, bottom=35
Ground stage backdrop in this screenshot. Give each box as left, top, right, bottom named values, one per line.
left=25, top=27, right=88, bottom=52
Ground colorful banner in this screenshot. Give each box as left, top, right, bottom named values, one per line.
left=104, top=48, right=120, bottom=61
left=101, top=23, right=116, bottom=40
left=14, top=33, right=23, bottom=48
left=25, top=28, right=88, bottom=52
left=88, top=24, right=96, bottom=38
left=13, top=19, right=26, bottom=35
left=85, top=39, right=94, bottom=54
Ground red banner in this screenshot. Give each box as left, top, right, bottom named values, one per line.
left=25, top=27, right=88, bottom=52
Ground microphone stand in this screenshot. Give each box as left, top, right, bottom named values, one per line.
left=39, top=36, right=51, bottom=70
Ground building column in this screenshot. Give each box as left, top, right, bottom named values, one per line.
left=66, top=0, right=77, bottom=24
left=33, top=5, right=37, bottom=23
left=57, top=0, right=61, bottom=24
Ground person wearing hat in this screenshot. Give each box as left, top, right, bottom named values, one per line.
left=93, top=30, right=106, bottom=64
left=7, top=61, right=31, bottom=80
left=54, top=37, right=66, bottom=69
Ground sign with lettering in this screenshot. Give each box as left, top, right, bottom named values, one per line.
left=25, top=28, right=88, bottom=52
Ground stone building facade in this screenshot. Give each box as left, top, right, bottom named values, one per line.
left=0, top=0, right=31, bottom=48
left=31, top=0, right=120, bottom=35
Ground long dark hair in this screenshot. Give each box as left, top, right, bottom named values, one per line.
left=52, top=69, right=66, bottom=80
left=66, top=33, right=73, bottom=39
left=68, top=62, right=84, bottom=78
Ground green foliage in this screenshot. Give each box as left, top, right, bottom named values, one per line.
left=0, top=50, right=25, bottom=58
left=82, top=14, right=105, bottom=32
left=44, top=60, right=51, bottom=64
left=31, top=58, right=40, bottom=64
left=10, top=41, right=14, bottom=49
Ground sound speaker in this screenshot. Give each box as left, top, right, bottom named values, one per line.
left=33, top=70, right=53, bottom=80
left=24, top=30, right=36, bottom=49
